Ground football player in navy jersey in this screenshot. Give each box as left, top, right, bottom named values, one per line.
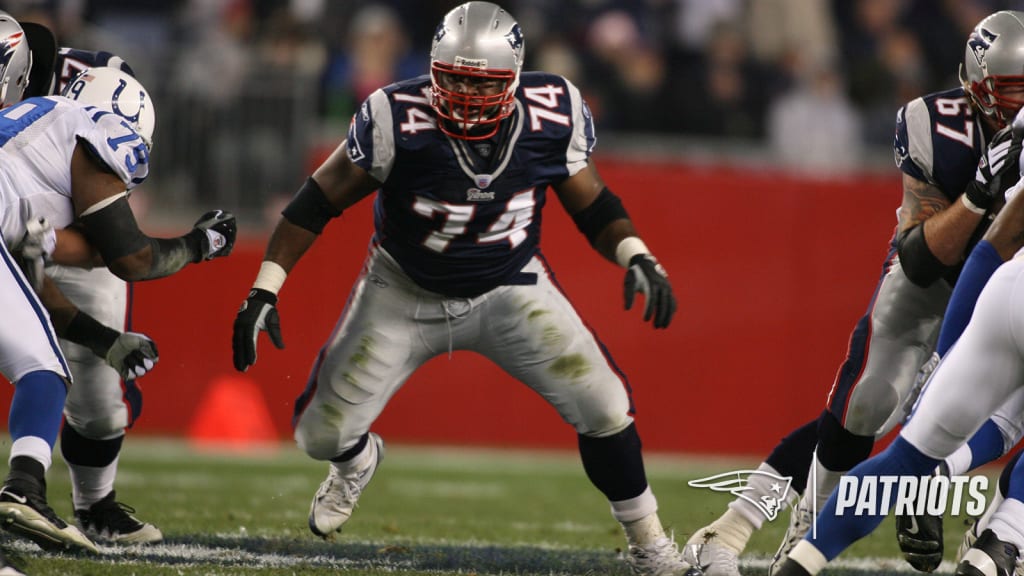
left=16, top=22, right=167, bottom=547
left=771, top=119, right=1024, bottom=576
left=686, top=10, right=1024, bottom=576
left=232, top=2, right=685, bottom=575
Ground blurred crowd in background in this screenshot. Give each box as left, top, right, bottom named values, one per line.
left=0, top=0, right=1016, bottom=219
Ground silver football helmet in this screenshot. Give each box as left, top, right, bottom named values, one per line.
left=62, top=67, right=155, bottom=151
left=960, top=10, right=1024, bottom=129
left=0, top=12, right=31, bottom=108
left=430, top=1, right=524, bottom=140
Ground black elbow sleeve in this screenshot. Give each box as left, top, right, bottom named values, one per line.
left=79, top=196, right=150, bottom=264
left=571, top=187, right=629, bottom=246
left=282, top=177, right=341, bottom=234
left=897, top=225, right=949, bottom=287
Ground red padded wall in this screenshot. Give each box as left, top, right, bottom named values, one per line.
left=1, top=158, right=902, bottom=456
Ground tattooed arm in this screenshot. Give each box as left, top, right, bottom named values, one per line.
left=898, top=173, right=986, bottom=266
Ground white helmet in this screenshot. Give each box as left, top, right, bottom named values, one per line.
left=0, top=12, right=31, bottom=108
left=62, top=66, right=155, bottom=150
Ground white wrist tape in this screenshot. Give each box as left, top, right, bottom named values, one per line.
left=961, top=193, right=987, bottom=215
left=253, top=260, right=288, bottom=295
left=615, top=237, right=651, bottom=268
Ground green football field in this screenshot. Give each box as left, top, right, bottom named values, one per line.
left=7, top=437, right=985, bottom=575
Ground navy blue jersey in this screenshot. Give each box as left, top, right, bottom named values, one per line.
left=347, top=72, right=596, bottom=297
left=49, top=48, right=134, bottom=96
left=893, top=87, right=998, bottom=283
left=894, top=87, right=985, bottom=203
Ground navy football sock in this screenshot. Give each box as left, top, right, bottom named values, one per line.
left=817, top=410, right=873, bottom=472
left=578, top=423, right=648, bottom=501
left=765, top=416, right=819, bottom=495
left=61, top=425, right=124, bottom=467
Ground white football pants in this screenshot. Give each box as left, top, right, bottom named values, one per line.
left=295, top=246, right=634, bottom=460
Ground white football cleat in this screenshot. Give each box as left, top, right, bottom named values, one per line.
left=308, top=433, right=384, bottom=538
left=626, top=534, right=694, bottom=576
left=684, top=527, right=741, bottom=576
left=768, top=496, right=813, bottom=576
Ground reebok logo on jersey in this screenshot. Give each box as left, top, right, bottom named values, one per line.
left=834, top=475, right=988, bottom=517
left=688, top=470, right=793, bottom=521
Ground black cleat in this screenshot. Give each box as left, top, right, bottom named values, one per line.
left=75, top=490, right=163, bottom=545
left=0, top=471, right=97, bottom=554
left=956, top=529, right=1020, bottom=576
left=896, top=512, right=944, bottom=572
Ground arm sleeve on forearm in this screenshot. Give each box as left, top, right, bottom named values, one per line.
left=79, top=196, right=204, bottom=280
left=139, top=231, right=204, bottom=280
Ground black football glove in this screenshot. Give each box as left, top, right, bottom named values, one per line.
left=624, top=254, right=676, bottom=329
left=193, top=209, right=237, bottom=260
left=965, top=125, right=1022, bottom=212
left=233, top=288, right=285, bottom=372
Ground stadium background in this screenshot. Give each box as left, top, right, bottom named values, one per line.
left=0, top=0, right=1004, bottom=456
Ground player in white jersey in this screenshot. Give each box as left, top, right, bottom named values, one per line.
left=0, top=36, right=237, bottom=561
left=18, top=20, right=168, bottom=545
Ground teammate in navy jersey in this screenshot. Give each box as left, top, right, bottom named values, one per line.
left=0, top=14, right=236, bottom=566
left=232, top=3, right=686, bottom=575
left=685, top=10, right=1024, bottom=576
left=771, top=122, right=1024, bottom=576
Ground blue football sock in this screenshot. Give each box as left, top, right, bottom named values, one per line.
left=1004, top=450, right=1024, bottom=502
left=808, top=436, right=940, bottom=560
left=8, top=370, right=67, bottom=447
left=966, top=419, right=1006, bottom=470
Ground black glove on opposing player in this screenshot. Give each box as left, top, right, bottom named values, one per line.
left=232, top=288, right=285, bottom=372
left=193, top=210, right=237, bottom=260
left=965, top=125, right=1022, bottom=211
left=624, top=254, right=677, bottom=329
